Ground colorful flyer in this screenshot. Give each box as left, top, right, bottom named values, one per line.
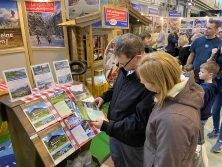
left=48, top=90, right=75, bottom=118
left=20, top=98, right=57, bottom=132
left=2, top=67, right=32, bottom=102
left=31, top=63, right=55, bottom=92
left=53, top=59, right=73, bottom=85
left=38, top=123, right=75, bottom=165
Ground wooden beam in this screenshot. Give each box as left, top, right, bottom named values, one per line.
left=76, top=18, right=102, bottom=28
left=58, top=20, right=76, bottom=27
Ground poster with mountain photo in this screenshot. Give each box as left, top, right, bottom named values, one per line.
left=25, top=1, right=64, bottom=48
left=0, top=0, right=23, bottom=49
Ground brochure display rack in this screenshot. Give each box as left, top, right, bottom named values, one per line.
left=0, top=82, right=102, bottom=167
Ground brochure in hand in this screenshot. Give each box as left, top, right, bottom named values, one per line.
left=75, top=101, right=107, bottom=122
left=20, top=97, right=57, bottom=132
left=64, top=115, right=95, bottom=146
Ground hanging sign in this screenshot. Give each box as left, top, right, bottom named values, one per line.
left=148, top=8, right=158, bottom=16
left=25, top=2, right=55, bottom=13
left=131, top=3, right=142, bottom=13
left=102, top=6, right=129, bottom=29
left=169, top=12, right=181, bottom=17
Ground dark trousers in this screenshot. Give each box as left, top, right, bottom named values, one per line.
left=110, top=137, right=144, bottom=167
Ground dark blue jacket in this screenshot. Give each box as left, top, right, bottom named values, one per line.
left=200, top=81, right=219, bottom=120
left=101, top=68, right=154, bottom=147
left=167, top=33, right=178, bottom=52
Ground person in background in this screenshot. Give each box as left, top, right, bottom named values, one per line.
left=156, top=25, right=165, bottom=51
left=47, top=36, right=51, bottom=44
left=189, top=28, right=200, bottom=44
left=186, top=20, right=222, bottom=81
left=90, top=33, right=154, bottom=167
left=218, top=30, right=222, bottom=40
left=206, top=46, right=222, bottom=153
left=36, top=35, right=41, bottom=45
left=198, top=61, right=220, bottom=140
left=178, top=35, right=191, bottom=66
left=167, top=26, right=179, bottom=56
left=137, top=52, right=204, bottom=167
left=190, top=33, right=204, bottom=43
left=139, top=32, right=154, bottom=53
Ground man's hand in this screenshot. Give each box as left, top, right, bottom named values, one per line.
left=93, top=97, right=104, bottom=108
left=89, top=119, right=104, bottom=129
left=212, top=48, right=218, bottom=55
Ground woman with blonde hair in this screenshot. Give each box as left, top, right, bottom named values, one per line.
left=178, top=35, right=191, bottom=65
left=137, top=52, right=204, bottom=167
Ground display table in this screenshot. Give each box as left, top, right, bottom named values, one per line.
left=0, top=97, right=100, bottom=167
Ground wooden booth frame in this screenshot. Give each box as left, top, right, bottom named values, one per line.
left=59, top=4, right=152, bottom=97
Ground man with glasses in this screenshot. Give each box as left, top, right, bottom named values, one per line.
left=91, top=33, right=154, bottom=167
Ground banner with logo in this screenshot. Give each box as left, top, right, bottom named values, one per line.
left=102, top=6, right=129, bottom=29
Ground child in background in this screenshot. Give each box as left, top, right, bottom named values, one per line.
left=198, top=61, right=220, bottom=137
left=139, top=32, right=154, bottom=54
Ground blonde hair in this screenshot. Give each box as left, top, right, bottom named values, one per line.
left=200, top=61, right=220, bottom=76
left=178, top=35, right=189, bottom=47
left=137, top=52, right=182, bottom=108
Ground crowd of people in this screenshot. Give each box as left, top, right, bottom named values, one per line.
left=88, top=20, right=222, bottom=167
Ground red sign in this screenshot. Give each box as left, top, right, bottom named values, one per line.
left=105, top=8, right=127, bottom=22
left=25, top=2, right=55, bottom=13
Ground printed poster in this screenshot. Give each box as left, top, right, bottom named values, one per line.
left=20, top=98, right=57, bottom=132
left=69, top=82, right=92, bottom=100
left=38, top=123, right=75, bottom=165
left=25, top=1, right=64, bottom=48
left=163, top=18, right=168, bottom=33
left=180, top=29, right=192, bottom=35
left=67, top=0, right=99, bottom=20
left=194, top=19, right=207, bottom=28
left=153, top=17, right=161, bottom=33
left=31, top=63, right=55, bottom=92
left=181, top=19, right=194, bottom=28
left=103, top=7, right=129, bottom=28
left=53, top=59, right=73, bottom=85
left=168, top=18, right=180, bottom=29
left=2, top=67, right=32, bottom=102
left=0, top=0, right=23, bottom=48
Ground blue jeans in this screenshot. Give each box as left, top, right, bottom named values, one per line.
left=198, top=119, right=208, bottom=144
left=212, top=82, right=222, bottom=140
left=109, top=137, right=144, bottom=167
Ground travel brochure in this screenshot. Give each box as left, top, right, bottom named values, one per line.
left=75, top=101, right=107, bottom=122
left=64, top=115, right=92, bottom=145
left=53, top=59, right=73, bottom=85
left=31, top=63, right=55, bottom=92
left=69, top=81, right=92, bottom=100
left=20, top=98, right=57, bottom=132
left=48, top=90, right=75, bottom=118
left=2, top=67, right=32, bottom=102
left=38, top=123, right=75, bottom=165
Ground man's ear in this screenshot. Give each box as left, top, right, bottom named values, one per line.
left=136, top=54, right=143, bottom=61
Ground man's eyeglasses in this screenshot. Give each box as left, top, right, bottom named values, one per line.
left=119, top=55, right=136, bottom=67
